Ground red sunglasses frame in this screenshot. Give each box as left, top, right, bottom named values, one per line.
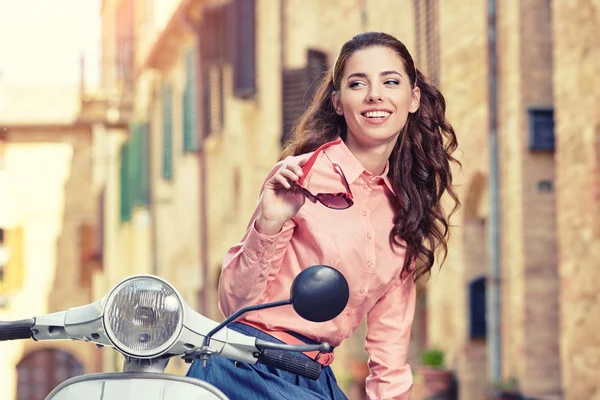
left=296, top=138, right=354, bottom=210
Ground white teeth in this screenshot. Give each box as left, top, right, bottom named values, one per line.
left=363, top=111, right=391, bottom=118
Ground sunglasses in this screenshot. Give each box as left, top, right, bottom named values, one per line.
left=296, top=138, right=354, bottom=210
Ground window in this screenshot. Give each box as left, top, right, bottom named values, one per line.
left=119, top=123, right=151, bottom=223
left=528, top=108, right=555, bottom=152
left=162, top=84, right=174, bottom=179
left=0, top=227, right=24, bottom=294
left=119, top=142, right=131, bottom=222
left=231, top=0, right=256, bottom=98
left=200, top=4, right=229, bottom=136
left=468, top=276, right=487, bottom=340
left=281, top=49, right=328, bottom=146
left=17, top=349, right=84, bottom=400
left=183, top=47, right=199, bottom=152
left=139, top=123, right=151, bottom=205
left=115, top=0, right=135, bottom=90
left=413, top=0, right=440, bottom=86
left=79, top=224, right=96, bottom=289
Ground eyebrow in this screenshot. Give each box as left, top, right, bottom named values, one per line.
left=347, top=70, right=403, bottom=80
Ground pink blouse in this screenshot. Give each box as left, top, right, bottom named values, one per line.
left=218, top=139, right=416, bottom=399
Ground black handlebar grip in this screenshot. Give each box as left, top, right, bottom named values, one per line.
left=257, top=349, right=322, bottom=381
left=0, top=318, right=35, bottom=341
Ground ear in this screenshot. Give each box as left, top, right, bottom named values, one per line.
left=331, top=91, right=344, bottom=115
left=409, top=86, right=421, bottom=113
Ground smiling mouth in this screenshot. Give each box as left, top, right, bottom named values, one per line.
left=361, top=111, right=391, bottom=119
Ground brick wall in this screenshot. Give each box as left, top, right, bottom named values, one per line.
left=552, top=0, right=600, bottom=399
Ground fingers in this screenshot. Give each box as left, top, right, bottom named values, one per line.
left=269, top=161, right=305, bottom=189
left=273, top=174, right=293, bottom=189
left=298, top=157, right=309, bottom=167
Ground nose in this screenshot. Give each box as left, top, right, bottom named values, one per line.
left=366, top=86, right=383, bottom=103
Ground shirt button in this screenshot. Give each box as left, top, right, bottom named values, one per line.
left=367, top=261, right=374, bottom=269
left=346, top=309, right=353, bottom=316
left=362, top=211, right=368, bottom=216
left=363, top=185, right=369, bottom=191
left=256, top=252, right=263, bottom=258
left=367, top=233, right=373, bottom=240
left=359, top=288, right=366, bottom=295
left=260, top=241, right=268, bottom=247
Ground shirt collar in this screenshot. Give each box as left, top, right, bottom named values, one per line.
left=323, top=138, right=396, bottom=195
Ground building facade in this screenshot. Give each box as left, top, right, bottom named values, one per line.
left=91, top=0, right=599, bottom=399
left=0, top=85, right=102, bottom=399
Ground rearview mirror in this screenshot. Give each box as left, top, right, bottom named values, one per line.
left=290, top=265, right=350, bottom=323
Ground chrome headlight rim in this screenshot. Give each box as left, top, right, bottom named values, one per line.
left=102, top=274, right=185, bottom=359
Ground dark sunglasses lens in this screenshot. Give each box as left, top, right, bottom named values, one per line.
left=319, top=194, right=351, bottom=209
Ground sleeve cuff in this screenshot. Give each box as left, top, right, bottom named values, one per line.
left=241, top=219, right=281, bottom=268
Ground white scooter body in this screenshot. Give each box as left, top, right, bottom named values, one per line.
left=46, top=373, right=227, bottom=400
left=0, top=267, right=349, bottom=400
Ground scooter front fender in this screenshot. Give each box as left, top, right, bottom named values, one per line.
left=45, top=372, right=228, bottom=400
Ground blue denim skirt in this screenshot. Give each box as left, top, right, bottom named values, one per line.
left=186, top=322, right=348, bottom=400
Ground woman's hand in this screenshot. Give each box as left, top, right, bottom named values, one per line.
left=256, top=158, right=308, bottom=235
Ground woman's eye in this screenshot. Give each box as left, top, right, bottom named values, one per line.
left=349, top=81, right=365, bottom=88
left=384, top=79, right=400, bottom=85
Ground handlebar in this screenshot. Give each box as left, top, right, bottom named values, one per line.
left=257, top=349, right=322, bottom=381
left=254, top=339, right=330, bottom=380
left=0, top=318, right=35, bottom=341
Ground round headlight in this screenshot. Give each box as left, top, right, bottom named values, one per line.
left=103, top=276, right=183, bottom=358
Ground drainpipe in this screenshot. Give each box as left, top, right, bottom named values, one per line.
left=487, top=0, right=501, bottom=384
left=149, top=84, right=158, bottom=276
left=182, top=8, right=209, bottom=316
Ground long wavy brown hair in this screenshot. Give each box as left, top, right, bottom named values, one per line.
left=281, top=32, right=460, bottom=282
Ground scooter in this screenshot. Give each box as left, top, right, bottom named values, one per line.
left=0, top=264, right=350, bottom=399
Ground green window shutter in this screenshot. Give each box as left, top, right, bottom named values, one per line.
left=129, top=123, right=141, bottom=207
left=119, top=142, right=132, bottom=222
left=139, top=123, right=151, bottom=205
left=162, top=84, right=174, bottom=179
left=183, top=48, right=198, bottom=152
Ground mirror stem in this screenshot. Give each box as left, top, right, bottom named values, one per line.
left=202, top=299, right=292, bottom=349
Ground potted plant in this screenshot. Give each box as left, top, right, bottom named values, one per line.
left=484, top=377, right=525, bottom=400
left=415, top=348, right=457, bottom=399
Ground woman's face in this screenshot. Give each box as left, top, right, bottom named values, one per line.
left=332, top=46, right=420, bottom=148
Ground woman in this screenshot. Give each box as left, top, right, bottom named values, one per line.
left=187, top=31, right=460, bottom=400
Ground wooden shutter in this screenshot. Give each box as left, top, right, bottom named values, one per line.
left=414, top=0, right=439, bottom=85
left=202, top=65, right=224, bottom=136
left=306, top=49, right=328, bottom=101
left=202, top=5, right=229, bottom=64
left=183, top=47, right=199, bottom=152
left=200, top=5, right=228, bottom=136
left=281, top=68, right=309, bottom=146
left=281, top=49, right=328, bottom=146
left=139, top=123, right=150, bottom=205
left=232, top=0, right=256, bottom=98
left=128, top=123, right=141, bottom=206
left=2, top=227, right=24, bottom=292
left=115, top=0, right=135, bottom=89
left=79, top=224, right=96, bottom=289
left=119, top=143, right=131, bottom=222
left=95, top=190, right=105, bottom=270
left=162, top=84, right=174, bottom=180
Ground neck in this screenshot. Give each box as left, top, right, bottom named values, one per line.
left=345, top=135, right=397, bottom=176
